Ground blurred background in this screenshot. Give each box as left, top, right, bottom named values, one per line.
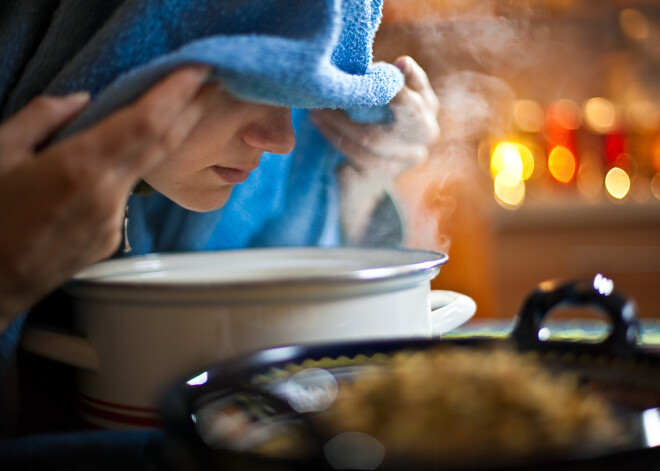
left=376, top=0, right=660, bottom=319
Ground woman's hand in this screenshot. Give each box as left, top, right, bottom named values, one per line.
left=310, top=56, right=440, bottom=244
left=310, top=55, right=439, bottom=176
left=0, top=66, right=211, bottom=331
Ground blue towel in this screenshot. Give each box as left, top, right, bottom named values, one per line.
left=0, top=0, right=404, bottom=133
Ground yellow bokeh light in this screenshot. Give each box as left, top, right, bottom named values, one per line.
left=619, top=9, right=649, bottom=41
left=513, top=99, right=545, bottom=133
left=491, top=141, right=535, bottom=181
left=491, top=142, right=522, bottom=179
left=583, top=97, right=617, bottom=134
left=494, top=171, right=525, bottom=208
left=548, top=146, right=577, bottom=183
left=605, top=167, right=630, bottom=199
left=519, top=144, right=535, bottom=181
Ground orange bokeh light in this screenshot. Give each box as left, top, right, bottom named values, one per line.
left=652, top=135, right=660, bottom=173
left=548, top=146, right=577, bottom=183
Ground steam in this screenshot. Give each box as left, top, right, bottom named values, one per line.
left=434, top=71, right=516, bottom=141
left=383, top=4, right=548, bottom=254
left=399, top=71, right=518, bottom=255
left=337, top=3, right=553, bottom=254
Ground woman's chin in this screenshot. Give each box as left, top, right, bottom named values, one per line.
left=171, top=189, right=234, bottom=213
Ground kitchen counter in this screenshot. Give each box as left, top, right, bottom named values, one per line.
left=449, top=318, right=660, bottom=349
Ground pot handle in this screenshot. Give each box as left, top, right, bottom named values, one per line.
left=511, top=274, right=640, bottom=358
left=429, top=290, right=477, bottom=336
left=19, top=323, right=99, bottom=371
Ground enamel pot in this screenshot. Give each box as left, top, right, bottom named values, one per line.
left=20, top=247, right=475, bottom=429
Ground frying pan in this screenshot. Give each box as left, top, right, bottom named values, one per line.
left=158, top=275, right=660, bottom=470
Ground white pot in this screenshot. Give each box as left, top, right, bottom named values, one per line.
left=20, top=247, right=475, bottom=429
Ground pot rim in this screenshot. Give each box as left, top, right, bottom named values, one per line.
left=65, top=247, right=448, bottom=301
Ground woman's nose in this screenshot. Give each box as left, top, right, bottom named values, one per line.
left=242, top=106, right=295, bottom=154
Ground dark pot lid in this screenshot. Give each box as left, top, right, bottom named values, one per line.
left=159, top=274, right=660, bottom=471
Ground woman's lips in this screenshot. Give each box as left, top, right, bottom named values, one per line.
left=211, top=165, right=251, bottom=184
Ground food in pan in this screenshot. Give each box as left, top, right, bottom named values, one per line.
left=318, top=346, right=625, bottom=466
left=194, top=345, right=627, bottom=466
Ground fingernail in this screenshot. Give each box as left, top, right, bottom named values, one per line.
left=67, top=91, right=91, bottom=103
left=394, top=56, right=410, bottom=73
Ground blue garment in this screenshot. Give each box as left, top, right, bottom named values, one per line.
left=127, top=108, right=343, bottom=254
left=0, top=428, right=165, bottom=471
left=0, top=314, right=26, bottom=438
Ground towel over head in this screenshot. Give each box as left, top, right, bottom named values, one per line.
left=0, top=0, right=404, bottom=134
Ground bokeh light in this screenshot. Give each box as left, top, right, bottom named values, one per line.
left=619, top=9, right=650, bottom=41
left=605, top=167, right=631, bottom=199
left=548, top=145, right=577, bottom=183
left=577, top=157, right=603, bottom=199
left=494, top=171, right=525, bottom=208
left=626, top=100, right=659, bottom=133
left=605, top=133, right=627, bottom=167
left=652, top=135, right=660, bottom=173
left=652, top=173, right=660, bottom=200
left=630, top=174, right=651, bottom=203
left=490, top=141, right=535, bottom=181
left=491, top=142, right=522, bottom=180
left=548, top=99, right=582, bottom=130
left=583, top=97, right=617, bottom=134
left=514, top=99, right=545, bottom=133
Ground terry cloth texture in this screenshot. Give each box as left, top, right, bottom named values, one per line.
left=0, top=0, right=404, bottom=134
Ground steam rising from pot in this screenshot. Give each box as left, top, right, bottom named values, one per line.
left=370, top=3, right=547, bottom=253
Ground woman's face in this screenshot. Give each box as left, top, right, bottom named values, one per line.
left=142, top=84, right=295, bottom=212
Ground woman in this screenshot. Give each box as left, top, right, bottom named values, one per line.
left=0, top=0, right=439, bottom=334
left=0, top=0, right=439, bottom=467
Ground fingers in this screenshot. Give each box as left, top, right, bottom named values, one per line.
left=393, top=56, right=439, bottom=115
left=388, top=88, right=440, bottom=145
left=43, top=66, right=212, bottom=193
left=0, top=92, right=90, bottom=169
left=29, top=66, right=213, bottom=263
left=311, top=111, right=381, bottom=170
left=310, top=109, right=398, bottom=166
left=155, top=82, right=219, bottom=159
left=311, top=109, right=377, bottom=149
left=57, top=66, right=211, bottom=170
left=0, top=66, right=214, bottom=323
left=390, top=56, right=440, bottom=146
left=311, top=108, right=428, bottom=173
